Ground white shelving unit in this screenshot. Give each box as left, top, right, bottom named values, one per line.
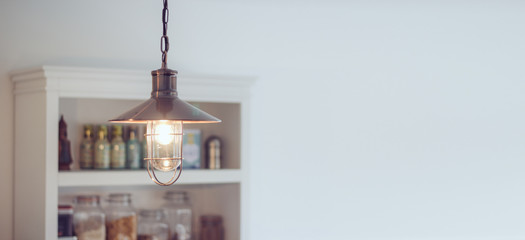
left=12, top=66, right=254, bottom=240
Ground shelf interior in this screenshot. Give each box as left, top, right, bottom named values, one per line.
left=59, top=183, right=241, bottom=240
left=59, top=98, right=241, bottom=170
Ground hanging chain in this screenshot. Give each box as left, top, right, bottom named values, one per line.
left=160, top=0, right=170, bottom=68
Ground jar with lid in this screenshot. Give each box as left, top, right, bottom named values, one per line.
left=162, top=191, right=193, bottom=240
left=105, top=193, right=137, bottom=240
left=58, top=205, right=74, bottom=237
left=138, top=209, right=169, bottom=240
left=199, top=215, right=224, bottom=240
left=73, top=195, right=105, bottom=240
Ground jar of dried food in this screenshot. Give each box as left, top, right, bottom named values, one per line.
left=73, top=195, right=105, bottom=240
left=138, top=209, right=169, bottom=240
left=162, top=191, right=193, bottom=240
left=105, top=193, right=137, bottom=240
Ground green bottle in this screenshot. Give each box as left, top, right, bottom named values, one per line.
left=110, top=125, right=126, bottom=169
left=141, top=126, right=148, bottom=169
left=79, top=125, right=94, bottom=169
left=126, top=126, right=141, bottom=169
left=94, top=125, right=110, bottom=169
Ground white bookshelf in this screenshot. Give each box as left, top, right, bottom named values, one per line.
left=12, top=66, right=254, bottom=240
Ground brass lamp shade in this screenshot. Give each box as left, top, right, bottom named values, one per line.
left=110, top=68, right=221, bottom=124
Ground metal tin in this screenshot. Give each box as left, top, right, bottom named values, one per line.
left=205, top=136, right=221, bottom=169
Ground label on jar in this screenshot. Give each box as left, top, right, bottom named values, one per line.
left=94, top=142, right=110, bottom=169
left=111, top=142, right=126, bottom=169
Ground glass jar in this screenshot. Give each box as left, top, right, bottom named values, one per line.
left=162, top=191, right=193, bottom=240
left=73, top=195, right=105, bottom=240
left=199, top=215, right=224, bottom=240
left=105, top=193, right=137, bottom=240
left=138, top=209, right=169, bottom=240
left=58, top=205, right=74, bottom=237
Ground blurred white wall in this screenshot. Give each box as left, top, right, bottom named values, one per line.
left=1, top=1, right=525, bottom=239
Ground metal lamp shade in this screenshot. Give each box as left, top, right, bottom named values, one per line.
left=109, top=68, right=221, bottom=124
left=109, top=97, right=220, bottom=123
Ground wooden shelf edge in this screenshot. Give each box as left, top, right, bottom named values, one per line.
left=58, top=169, right=242, bottom=187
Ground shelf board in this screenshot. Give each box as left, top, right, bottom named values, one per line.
left=58, top=169, right=242, bottom=187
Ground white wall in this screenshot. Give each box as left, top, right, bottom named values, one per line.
left=2, top=1, right=525, bottom=239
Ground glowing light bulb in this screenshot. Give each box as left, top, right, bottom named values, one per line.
left=146, top=120, right=183, bottom=172
left=155, top=122, right=174, bottom=145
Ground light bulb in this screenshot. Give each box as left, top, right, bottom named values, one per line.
left=146, top=120, right=183, bottom=172
left=155, top=122, right=174, bottom=145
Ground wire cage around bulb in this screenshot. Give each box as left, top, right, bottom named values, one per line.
left=145, top=120, right=184, bottom=186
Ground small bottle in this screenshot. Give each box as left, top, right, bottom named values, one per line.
left=94, top=125, right=110, bottom=169
left=162, top=191, right=193, bottom=240
left=105, top=193, right=137, bottom=240
left=73, top=195, right=105, bottom=240
left=127, top=126, right=141, bottom=169
left=110, top=125, right=126, bottom=169
left=138, top=209, right=169, bottom=240
left=79, top=125, right=94, bottom=169
left=205, top=136, right=222, bottom=169
left=141, top=125, right=148, bottom=169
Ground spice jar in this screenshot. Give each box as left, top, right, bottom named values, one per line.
left=138, top=209, right=169, bottom=240
left=73, top=195, right=105, bottom=240
left=105, top=193, right=137, bottom=240
left=58, top=205, right=74, bottom=237
left=199, top=215, right=224, bottom=240
left=162, top=191, right=193, bottom=240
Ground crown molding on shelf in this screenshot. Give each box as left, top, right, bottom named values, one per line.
left=11, top=65, right=256, bottom=102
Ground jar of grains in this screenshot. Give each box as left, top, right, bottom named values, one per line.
left=73, top=195, right=105, bottom=240
left=105, top=193, right=137, bottom=240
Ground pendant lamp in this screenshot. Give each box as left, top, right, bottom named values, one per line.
left=110, top=0, right=221, bottom=186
